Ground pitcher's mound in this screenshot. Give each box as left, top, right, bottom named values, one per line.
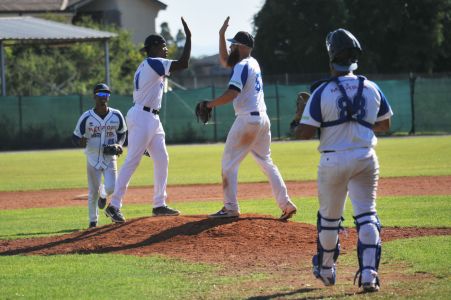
left=1, top=215, right=449, bottom=269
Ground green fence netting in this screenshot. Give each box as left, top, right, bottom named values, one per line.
left=0, top=77, right=450, bottom=150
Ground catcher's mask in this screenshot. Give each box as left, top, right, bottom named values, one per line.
left=326, top=28, right=362, bottom=72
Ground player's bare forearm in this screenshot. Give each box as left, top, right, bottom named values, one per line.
left=207, top=88, right=238, bottom=108
left=219, top=17, right=230, bottom=67
left=170, top=17, right=191, bottom=71
left=373, top=118, right=391, bottom=132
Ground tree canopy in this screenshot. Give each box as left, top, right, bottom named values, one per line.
left=5, top=16, right=142, bottom=96
left=253, top=0, right=451, bottom=75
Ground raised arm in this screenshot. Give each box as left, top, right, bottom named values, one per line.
left=218, top=17, right=230, bottom=68
left=170, top=17, right=192, bottom=72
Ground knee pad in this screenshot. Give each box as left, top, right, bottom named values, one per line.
left=353, top=211, right=382, bottom=287
left=314, top=211, right=344, bottom=269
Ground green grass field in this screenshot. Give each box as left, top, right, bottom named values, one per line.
left=0, top=135, right=450, bottom=191
left=0, top=136, right=450, bottom=299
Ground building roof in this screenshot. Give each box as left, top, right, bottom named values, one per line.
left=0, top=16, right=117, bottom=42
left=0, top=0, right=166, bottom=12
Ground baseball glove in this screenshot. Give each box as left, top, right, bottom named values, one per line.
left=103, top=144, right=123, bottom=156
left=195, top=101, right=212, bottom=124
left=290, top=92, right=310, bottom=130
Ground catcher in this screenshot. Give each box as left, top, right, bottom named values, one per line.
left=72, top=83, right=127, bottom=228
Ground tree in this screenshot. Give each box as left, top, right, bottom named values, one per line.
left=5, top=16, right=142, bottom=96
left=253, top=0, right=451, bottom=75
left=253, top=0, right=348, bottom=74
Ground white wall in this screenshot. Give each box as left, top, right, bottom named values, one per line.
left=116, top=0, right=164, bottom=45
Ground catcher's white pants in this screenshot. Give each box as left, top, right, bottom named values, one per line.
left=86, top=161, right=117, bottom=222
left=317, top=147, right=380, bottom=271
left=222, top=112, right=292, bottom=211
left=111, top=105, right=168, bottom=209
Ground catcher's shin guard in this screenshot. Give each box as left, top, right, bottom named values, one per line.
left=353, top=211, right=382, bottom=289
left=312, top=211, right=344, bottom=286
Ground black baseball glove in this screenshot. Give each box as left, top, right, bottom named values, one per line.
left=195, top=101, right=212, bottom=124
left=103, top=144, right=123, bottom=156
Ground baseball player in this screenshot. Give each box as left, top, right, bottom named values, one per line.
left=73, top=83, right=127, bottom=228
left=204, top=17, right=297, bottom=220
left=293, top=28, right=393, bottom=292
left=105, top=17, right=191, bottom=223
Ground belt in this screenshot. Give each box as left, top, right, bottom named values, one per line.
left=250, top=111, right=260, bottom=116
left=143, top=106, right=159, bottom=115
left=322, top=150, right=335, bottom=153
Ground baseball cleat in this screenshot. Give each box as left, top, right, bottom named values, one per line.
left=280, top=202, right=297, bottom=220
left=208, top=207, right=240, bottom=219
left=152, top=205, right=180, bottom=216
left=89, top=221, right=97, bottom=228
left=98, top=197, right=107, bottom=209
left=312, top=255, right=336, bottom=286
left=105, top=205, right=126, bottom=223
left=362, top=282, right=380, bottom=293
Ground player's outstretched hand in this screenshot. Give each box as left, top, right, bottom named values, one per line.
left=220, top=16, right=230, bottom=36
left=181, top=17, right=191, bottom=38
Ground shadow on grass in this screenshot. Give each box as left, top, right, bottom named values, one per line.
left=0, top=228, right=79, bottom=239
left=0, top=216, right=262, bottom=256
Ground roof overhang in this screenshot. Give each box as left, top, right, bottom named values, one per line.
left=0, top=16, right=117, bottom=44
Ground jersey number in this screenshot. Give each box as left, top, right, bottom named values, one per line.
left=337, top=96, right=367, bottom=120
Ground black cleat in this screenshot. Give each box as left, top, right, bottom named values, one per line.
left=89, top=221, right=97, bottom=228
left=98, top=197, right=107, bottom=209
left=152, top=206, right=180, bottom=216
left=105, top=205, right=126, bottom=223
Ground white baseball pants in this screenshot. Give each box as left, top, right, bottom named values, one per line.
left=317, top=147, right=380, bottom=268
left=221, top=112, right=292, bottom=211
left=111, top=105, right=168, bottom=209
left=86, top=161, right=117, bottom=222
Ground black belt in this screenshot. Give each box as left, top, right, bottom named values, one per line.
left=250, top=111, right=260, bottom=116
left=143, top=106, right=159, bottom=115
left=322, top=150, right=335, bottom=153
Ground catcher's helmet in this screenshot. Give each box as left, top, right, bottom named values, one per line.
left=93, top=83, right=111, bottom=94
left=326, top=28, right=362, bottom=72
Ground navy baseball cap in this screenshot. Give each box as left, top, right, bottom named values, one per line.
left=93, top=83, right=110, bottom=94
left=227, top=31, right=254, bottom=48
left=140, top=34, right=166, bottom=51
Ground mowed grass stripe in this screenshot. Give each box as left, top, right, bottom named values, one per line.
left=0, top=136, right=450, bottom=191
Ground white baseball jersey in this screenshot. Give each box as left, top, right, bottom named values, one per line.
left=301, top=75, right=393, bottom=152
left=228, top=57, right=267, bottom=115
left=133, top=57, right=173, bottom=109
left=73, top=108, right=127, bottom=170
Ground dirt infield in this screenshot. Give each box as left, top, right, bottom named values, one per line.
left=1, top=175, right=450, bottom=210
left=1, top=215, right=450, bottom=270
left=1, top=176, right=450, bottom=279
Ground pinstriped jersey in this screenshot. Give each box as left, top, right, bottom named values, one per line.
left=301, top=75, right=393, bottom=152
left=73, top=108, right=127, bottom=169
left=133, top=57, right=174, bottom=109
left=228, top=57, right=267, bottom=115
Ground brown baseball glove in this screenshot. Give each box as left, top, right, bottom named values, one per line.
left=195, top=100, right=212, bottom=124
left=290, top=92, right=310, bottom=130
